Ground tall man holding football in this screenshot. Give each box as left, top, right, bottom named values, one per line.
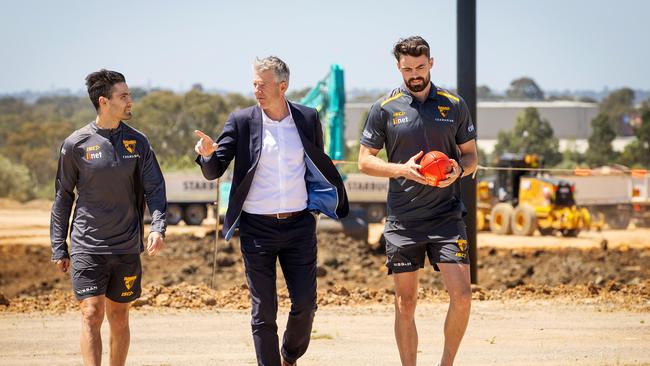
left=358, top=36, right=478, bottom=366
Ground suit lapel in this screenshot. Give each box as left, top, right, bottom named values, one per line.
left=250, top=106, right=263, bottom=168
left=289, top=102, right=312, bottom=148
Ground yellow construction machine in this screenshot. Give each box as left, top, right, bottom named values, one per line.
left=480, top=153, right=591, bottom=237
left=476, top=180, right=493, bottom=232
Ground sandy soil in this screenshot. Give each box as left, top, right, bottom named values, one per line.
left=1, top=200, right=649, bottom=365
left=2, top=205, right=649, bottom=250
left=0, top=302, right=648, bottom=366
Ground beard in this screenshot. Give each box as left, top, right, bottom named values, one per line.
left=122, top=110, right=133, bottom=120
left=405, top=73, right=431, bottom=93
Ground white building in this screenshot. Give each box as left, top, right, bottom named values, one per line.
left=345, top=100, right=631, bottom=153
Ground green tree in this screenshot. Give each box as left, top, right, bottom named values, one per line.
left=286, top=87, right=311, bottom=102
left=349, top=91, right=386, bottom=103
left=477, top=85, right=490, bottom=98
left=134, top=90, right=204, bottom=165
left=618, top=109, right=650, bottom=167
left=133, top=90, right=254, bottom=169
left=0, top=97, right=33, bottom=146
left=0, top=90, right=257, bottom=196
left=546, top=94, right=575, bottom=101
left=0, top=96, right=93, bottom=197
left=585, top=113, right=618, bottom=166
left=640, top=97, right=650, bottom=115
left=477, top=85, right=498, bottom=100
left=3, top=121, right=74, bottom=188
left=23, top=96, right=96, bottom=135
left=358, top=110, right=370, bottom=137
left=130, top=87, right=149, bottom=102
left=493, top=107, right=562, bottom=166
left=555, top=141, right=585, bottom=169
left=0, top=154, right=35, bottom=201
left=634, top=108, right=650, bottom=158
left=599, top=88, right=635, bottom=135
left=223, top=92, right=254, bottom=110
left=579, top=96, right=598, bottom=103
left=506, top=77, right=544, bottom=100
left=477, top=146, right=489, bottom=167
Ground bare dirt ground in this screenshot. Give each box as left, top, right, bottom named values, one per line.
left=1, top=303, right=648, bottom=366
left=0, top=201, right=649, bottom=365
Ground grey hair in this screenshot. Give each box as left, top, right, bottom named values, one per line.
left=253, top=56, right=290, bottom=84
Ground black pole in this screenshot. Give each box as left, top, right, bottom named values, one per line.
left=211, top=178, right=221, bottom=289
left=457, top=0, right=478, bottom=284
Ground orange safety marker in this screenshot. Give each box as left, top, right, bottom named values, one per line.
left=573, top=168, right=591, bottom=176
left=631, top=169, right=647, bottom=177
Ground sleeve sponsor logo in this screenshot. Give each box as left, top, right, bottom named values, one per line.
left=362, top=130, right=373, bottom=139
left=468, top=124, right=475, bottom=133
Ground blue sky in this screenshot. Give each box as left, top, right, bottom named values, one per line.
left=1, top=0, right=648, bottom=94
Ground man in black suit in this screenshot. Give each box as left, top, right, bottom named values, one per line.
left=194, top=56, right=348, bottom=366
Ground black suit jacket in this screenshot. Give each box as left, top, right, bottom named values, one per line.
left=196, top=101, right=349, bottom=239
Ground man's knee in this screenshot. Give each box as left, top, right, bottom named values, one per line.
left=449, top=286, right=472, bottom=310
left=395, top=293, right=418, bottom=318
left=81, top=302, right=104, bottom=330
left=251, top=301, right=279, bottom=328
left=106, top=305, right=130, bottom=330
left=290, top=293, right=317, bottom=316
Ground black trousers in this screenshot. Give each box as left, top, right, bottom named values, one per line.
left=239, top=210, right=318, bottom=366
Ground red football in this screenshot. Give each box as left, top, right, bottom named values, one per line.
left=418, top=151, right=451, bottom=186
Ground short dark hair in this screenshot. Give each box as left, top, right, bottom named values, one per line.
left=393, top=36, right=431, bottom=61
left=85, top=69, right=126, bottom=111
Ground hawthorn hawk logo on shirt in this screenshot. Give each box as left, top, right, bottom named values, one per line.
left=438, top=105, right=450, bottom=118
left=122, top=140, right=136, bottom=154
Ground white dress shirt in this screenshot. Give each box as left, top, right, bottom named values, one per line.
left=242, top=104, right=308, bottom=214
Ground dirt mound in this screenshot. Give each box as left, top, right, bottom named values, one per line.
left=1, top=232, right=649, bottom=313
left=477, top=245, right=649, bottom=289
left=2, top=280, right=648, bottom=313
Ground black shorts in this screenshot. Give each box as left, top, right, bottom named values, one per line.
left=71, top=253, right=142, bottom=302
left=384, top=218, right=469, bottom=274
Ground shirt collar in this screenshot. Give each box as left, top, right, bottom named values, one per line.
left=261, top=100, right=293, bottom=124
left=399, top=82, right=438, bottom=103
left=91, top=120, right=123, bottom=135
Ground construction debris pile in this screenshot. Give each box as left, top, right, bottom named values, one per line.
left=1, top=232, right=649, bottom=313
